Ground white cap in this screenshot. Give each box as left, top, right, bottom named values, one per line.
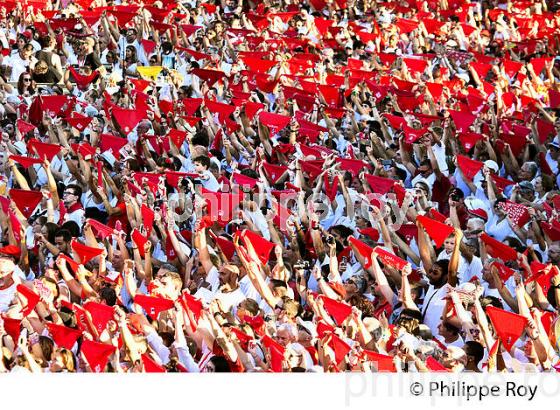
left=484, top=160, right=499, bottom=173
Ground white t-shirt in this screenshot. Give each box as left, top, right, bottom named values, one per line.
left=421, top=284, right=450, bottom=338
left=0, top=281, right=17, bottom=313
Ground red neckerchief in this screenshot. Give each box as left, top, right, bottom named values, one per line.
left=67, top=202, right=84, bottom=213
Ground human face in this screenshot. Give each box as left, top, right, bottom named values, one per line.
left=518, top=164, right=533, bottom=181
left=418, top=165, right=432, bottom=178
left=427, top=264, right=445, bottom=287
left=126, top=30, right=137, bottom=43
left=202, top=361, right=216, bottom=372
left=194, top=162, right=206, bottom=174
left=275, top=329, right=293, bottom=347
left=548, top=244, right=560, bottom=264
left=218, top=268, right=235, bottom=287
left=62, top=188, right=78, bottom=206
left=297, top=330, right=313, bottom=347
left=0, top=259, right=14, bottom=288
left=54, top=236, right=69, bottom=253
left=443, top=237, right=455, bottom=253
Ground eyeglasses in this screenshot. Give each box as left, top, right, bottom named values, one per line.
left=63, top=191, right=76, bottom=196
left=23, top=78, right=31, bottom=82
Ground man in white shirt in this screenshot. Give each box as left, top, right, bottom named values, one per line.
left=421, top=259, right=453, bottom=338
left=3, top=44, right=37, bottom=82
left=0, top=258, right=18, bottom=313
left=62, top=184, right=85, bottom=228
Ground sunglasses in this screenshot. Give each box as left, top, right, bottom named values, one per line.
left=23, top=78, right=31, bottom=82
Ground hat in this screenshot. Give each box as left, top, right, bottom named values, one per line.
left=296, top=317, right=318, bottom=339
left=548, top=137, right=560, bottom=149
left=0, top=245, right=22, bottom=259
left=518, top=181, right=535, bottom=192
left=467, top=208, right=488, bottom=221
left=484, top=159, right=499, bottom=173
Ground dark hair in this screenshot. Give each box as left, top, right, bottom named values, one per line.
left=99, top=287, right=117, bottom=306
left=44, top=222, right=59, bottom=243
left=192, top=155, right=211, bottom=169
left=61, top=221, right=80, bottom=238
left=433, top=259, right=450, bottom=277
left=464, top=341, right=485, bottom=364
left=54, top=228, right=72, bottom=242
left=209, top=356, right=231, bottom=372
left=65, top=184, right=83, bottom=198
left=38, top=335, right=55, bottom=364
left=191, top=131, right=209, bottom=147
left=240, top=298, right=260, bottom=316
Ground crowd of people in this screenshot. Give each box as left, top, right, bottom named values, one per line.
left=0, top=0, right=559, bottom=373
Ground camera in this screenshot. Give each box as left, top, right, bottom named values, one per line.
left=326, top=236, right=335, bottom=245
left=293, top=260, right=310, bottom=270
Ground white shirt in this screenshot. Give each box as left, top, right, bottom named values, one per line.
left=0, top=281, right=17, bottom=313
left=421, top=283, right=450, bottom=338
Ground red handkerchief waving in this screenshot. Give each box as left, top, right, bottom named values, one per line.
left=416, top=215, right=454, bottom=248
left=374, top=246, right=409, bottom=270
left=320, top=295, right=352, bottom=325
left=71, top=239, right=104, bottom=264
left=134, top=294, right=174, bottom=319
left=486, top=306, right=528, bottom=352
left=81, top=340, right=116, bottom=373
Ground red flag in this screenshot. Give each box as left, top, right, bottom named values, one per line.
left=327, top=333, right=351, bottom=365
left=112, top=106, right=146, bottom=133
left=28, top=139, right=62, bottom=161
left=374, top=246, right=409, bottom=270
left=9, top=155, right=43, bottom=168
left=348, top=236, right=374, bottom=269
left=131, top=229, right=149, bottom=257
left=498, top=201, right=530, bottom=227
left=486, top=306, right=528, bottom=352
left=364, top=174, right=395, bottom=194
left=362, top=350, right=395, bottom=372
left=16, top=119, right=36, bottom=134
left=142, top=353, right=166, bottom=372
left=83, top=301, right=115, bottom=334
left=259, top=111, right=291, bottom=134
left=87, top=219, right=114, bottom=240
left=262, top=162, right=288, bottom=184
left=134, top=294, right=174, bottom=319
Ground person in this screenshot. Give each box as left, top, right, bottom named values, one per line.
left=0, top=0, right=559, bottom=375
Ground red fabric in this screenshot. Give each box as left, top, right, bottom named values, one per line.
left=327, top=333, right=351, bottom=365
left=498, top=201, right=530, bottom=227
left=131, top=229, right=149, bottom=257
left=83, top=301, right=115, bottom=334
left=66, top=112, right=93, bottom=131
left=10, top=189, right=42, bottom=219
left=416, top=215, right=454, bottom=248
left=426, top=356, right=449, bottom=372
left=112, top=106, right=146, bottom=133
left=28, top=139, right=62, bottom=161
left=134, top=294, right=174, bottom=319
left=71, top=240, right=104, bottom=264
left=87, top=219, right=114, bottom=240
left=374, top=246, right=409, bottom=270
left=480, top=233, right=518, bottom=261
left=16, top=284, right=40, bottom=317
left=348, top=236, right=374, bottom=268
left=262, top=162, right=288, bottom=184
left=46, top=322, right=82, bottom=349
left=141, top=353, right=166, bottom=372
left=9, top=155, right=43, bottom=168
left=486, top=306, right=528, bottom=352
left=240, top=229, right=275, bottom=265
left=261, top=335, right=286, bottom=372
left=141, top=205, right=155, bottom=236
left=456, top=155, right=483, bottom=180
left=99, top=134, right=128, bottom=159
left=362, top=350, right=395, bottom=372
left=320, top=295, right=352, bottom=325
left=16, top=119, right=36, bottom=134
left=81, top=340, right=116, bottom=373
left=364, top=174, right=395, bottom=194
left=258, top=111, right=291, bottom=133
left=215, top=236, right=235, bottom=260
left=191, top=68, right=225, bottom=86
